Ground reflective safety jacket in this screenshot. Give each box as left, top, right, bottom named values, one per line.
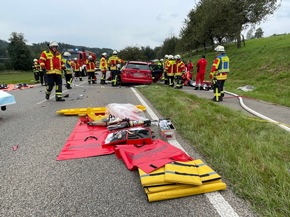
left=86, top=60, right=96, bottom=73
left=72, top=61, right=80, bottom=72
left=175, top=60, right=186, bottom=76
left=32, top=61, right=40, bottom=72
left=210, top=53, right=229, bottom=80
left=196, top=58, right=207, bottom=74
left=100, top=57, right=108, bottom=72
left=165, top=60, right=176, bottom=76
left=108, top=55, right=124, bottom=70
left=63, top=59, right=73, bottom=74
left=39, top=49, right=64, bottom=75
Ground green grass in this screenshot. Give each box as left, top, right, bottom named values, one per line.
left=0, top=71, right=36, bottom=84
left=137, top=84, right=290, bottom=217
left=185, top=33, right=290, bottom=107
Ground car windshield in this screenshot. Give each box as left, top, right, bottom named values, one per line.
left=126, top=63, right=150, bottom=70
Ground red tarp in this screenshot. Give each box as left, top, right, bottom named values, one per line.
left=115, top=139, right=193, bottom=173
left=57, top=120, right=115, bottom=160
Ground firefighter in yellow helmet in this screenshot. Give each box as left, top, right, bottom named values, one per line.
left=100, top=52, right=108, bottom=84
left=108, top=50, right=125, bottom=86
left=209, top=45, right=230, bottom=102
left=39, top=41, right=66, bottom=101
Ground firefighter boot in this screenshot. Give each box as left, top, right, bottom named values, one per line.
left=56, top=96, right=65, bottom=101
left=80, top=78, right=83, bottom=81
left=1, top=106, right=6, bottom=111
left=45, top=93, right=50, bottom=100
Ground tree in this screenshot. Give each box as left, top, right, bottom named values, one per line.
left=7, top=32, right=32, bottom=71
left=254, top=27, right=264, bottom=38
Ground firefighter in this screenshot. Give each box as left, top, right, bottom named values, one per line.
left=174, top=55, right=186, bottom=89
left=195, top=55, right=208, bottom=90
left=39, top=41, right=65, bottom=101
left=32, top=59, right=40, bottom=83
left=86, top=55, right=96, bottom=84
left=100, top=52, right=108, bottom=85
left=62, top=52, right=73, bottom=89
left=108, top=50, right=124, bottom=86
left=209, top=45, right=230, bottom=102
left=162, top=55, right=169, bottom=84
left=72, top=58, right=82, bottom=81
left=164, top=55, right=175, bottom=87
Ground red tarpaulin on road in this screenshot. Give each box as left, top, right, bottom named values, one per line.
left=115, top=139, right=193, bottom=173
left=57, top=120, right=115, bottom=160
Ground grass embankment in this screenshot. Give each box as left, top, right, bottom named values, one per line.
left=137, top=84, right=290, bottom=217
left=0, top=71, right=35, bottom=84
left=186, top=34, right=290, bottom=107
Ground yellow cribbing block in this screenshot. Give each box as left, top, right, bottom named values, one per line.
left=144, top=180, right=222, bottom=194
left=144, top=184, right=188, bottom=194
left=56, top=104, right=146, bottom=116
left=194, top=159, right=221, bottom=183
left=164, top=161, right=202, bottom=185
left=147, top=180, right=227, bottom=202
left=139, top=167, right=168, bottom=187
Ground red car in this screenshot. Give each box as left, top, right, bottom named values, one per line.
left=120, top=61, right=153, bottom=85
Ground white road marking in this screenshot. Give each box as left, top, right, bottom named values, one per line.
left=131, top=87, right=239, bottom=217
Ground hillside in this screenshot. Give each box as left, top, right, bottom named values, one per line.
left=189, top=34, right=290, bottom=107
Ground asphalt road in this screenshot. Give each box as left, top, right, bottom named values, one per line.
left=0, top=77, right=258, bottom=217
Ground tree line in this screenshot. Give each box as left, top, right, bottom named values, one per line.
left=0, top=0, right=280, bottom=71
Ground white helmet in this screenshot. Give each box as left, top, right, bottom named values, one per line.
left=88, top=55, right=92, bottom=59
left=49, top=41, right=58, bottom=47
left=74, top=58, right=77, bottom=61
left=33, top=59, right=38, bottom=62
left=113, top=50, right=117, bottom=55
left=165, top=55, right=169, bottom=59
left=160, top=58, right=164, bottom=61
left=63, top=51, right=71, bottom=57
left=175, top=54, right=181, bottom=60
left=102, top=52, right=107, bottom=56
left=214, top=45, right=225, bottom=52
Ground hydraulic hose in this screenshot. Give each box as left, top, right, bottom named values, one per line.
left=225, top=91, right=290, bottom=132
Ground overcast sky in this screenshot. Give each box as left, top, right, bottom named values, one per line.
left=0, top=0, right=289, bottom=51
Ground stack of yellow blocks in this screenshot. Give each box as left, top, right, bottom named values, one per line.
left=138, top=159, right=227, bottom=202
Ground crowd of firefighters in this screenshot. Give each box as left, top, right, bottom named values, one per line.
left=32, top=41, right=229, bottom=102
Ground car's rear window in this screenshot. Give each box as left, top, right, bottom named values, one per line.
left=126, top=63, right=150, bottom=70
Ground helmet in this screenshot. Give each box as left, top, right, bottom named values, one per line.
left=49, top=41, right=58, bottom=47
left=168, top=55, right=174, bottom=60
left=102, top=52, right=107, bottom=56
left=214, top=45, right=225, bottom=52
left=113, top=50, right=117, bottom=55
left=74, top=58, right=77, bottom=61
left=63, top=51, right=71, bottom=57
left=165, top=55, right=169, bottom=59
left=160, top=59, right=164, bottom=61
left=33, top=59, right=38, bottom=62
left=88, top=55, right=92, bottom=59
left=175, top=54, right=181, bottom=60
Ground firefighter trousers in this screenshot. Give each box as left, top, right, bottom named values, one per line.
left=212, top=79, right=226, bottom=102
left=46, top=74, right=63, bottom=98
